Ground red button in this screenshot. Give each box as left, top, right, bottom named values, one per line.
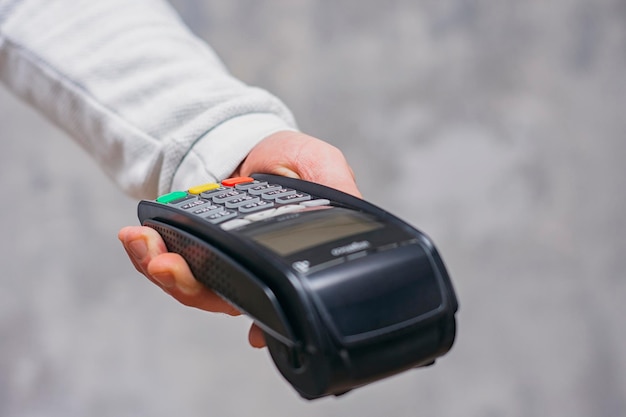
left=221, top=176, right=254, bottom=187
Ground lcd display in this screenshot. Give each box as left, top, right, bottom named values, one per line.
left=244, top=209, right=383, bottom=256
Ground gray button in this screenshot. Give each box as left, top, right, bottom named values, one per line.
left=225, top=195, right=260, bottom=208
left=235, top=180, right=267, bottom=190
left=179, top=198, right=211, bottom=210
left=247, top=184, right=282, bottom=195
left=212, top=190, right=247, bottom=203
left=206, top=210, right=238, bottom=224
left=200, top=186, right=230, bottom=199
left=192, top=204, right=222, bottom=216
left=275, top=192, right=311, bottom=204
left=262, top=188, right=296, bottom=200
left=169, top=195, right=197, bottom=206
left=238, top=200, right=274, bottom=213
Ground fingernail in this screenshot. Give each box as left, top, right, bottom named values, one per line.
left=151, top=271, right=176, bottom=289
left=128, top=239, right=148, bottom=260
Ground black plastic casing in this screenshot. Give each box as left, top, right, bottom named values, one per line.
left=137, top=174, right=458, bottom=399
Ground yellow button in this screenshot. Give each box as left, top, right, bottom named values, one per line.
left=188, top=183, right=220, bottom=195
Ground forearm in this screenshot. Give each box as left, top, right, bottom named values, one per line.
left=0, top=0, right=297, bottom=199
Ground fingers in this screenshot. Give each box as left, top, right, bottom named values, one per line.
left=147, top=252, right=242, bottom=316
left=248, top=324, right=267, bottom=348
left=118, top=225, right=168, bottom=286
left=119, top=227, right=268, bottom=348
left=118, top=226, right=240, bottom=316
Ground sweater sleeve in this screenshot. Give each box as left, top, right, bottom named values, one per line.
left=0, top=0, right=297, bottom=199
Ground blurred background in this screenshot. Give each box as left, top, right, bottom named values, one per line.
left=1, top=1, right=625, bottom=416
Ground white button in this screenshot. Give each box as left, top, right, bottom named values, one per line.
left=273, top=205, right=304, bottom=215
left=299, top=199, right=330, bottom=207
left=220, top=218, right=252, bottom=230
left=244, top=208, right=277, bottom=221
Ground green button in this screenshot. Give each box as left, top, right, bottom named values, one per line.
left=156, top=191, right=188, bottom=204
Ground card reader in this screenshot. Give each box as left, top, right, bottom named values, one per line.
left=137, top=174, right=458, bottom=399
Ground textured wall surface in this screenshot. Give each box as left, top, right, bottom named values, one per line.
left=1, top=1, right=625, bottom=416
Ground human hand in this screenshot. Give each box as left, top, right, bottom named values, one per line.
left=118, top=131, right=361, bottom=348
left=233, top=130, right=362, bottom=198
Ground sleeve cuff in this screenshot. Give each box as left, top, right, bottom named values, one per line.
left=168, top=112, right=297, bottom=193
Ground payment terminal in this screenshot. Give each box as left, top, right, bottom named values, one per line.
left=137, top=174, right=458, bottom=399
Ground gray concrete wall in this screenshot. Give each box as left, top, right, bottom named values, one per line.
left=1, top=1, right=625, bottom=416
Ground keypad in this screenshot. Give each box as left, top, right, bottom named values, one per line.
left=156, top=177, right=333, bottom=230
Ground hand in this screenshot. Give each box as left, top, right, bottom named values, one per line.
left=233, top=130, right=361, bottom=198
left=118, top=131, right=361, bottom=348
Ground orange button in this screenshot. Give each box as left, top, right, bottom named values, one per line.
left=221, top=176, right=254, bottom=187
